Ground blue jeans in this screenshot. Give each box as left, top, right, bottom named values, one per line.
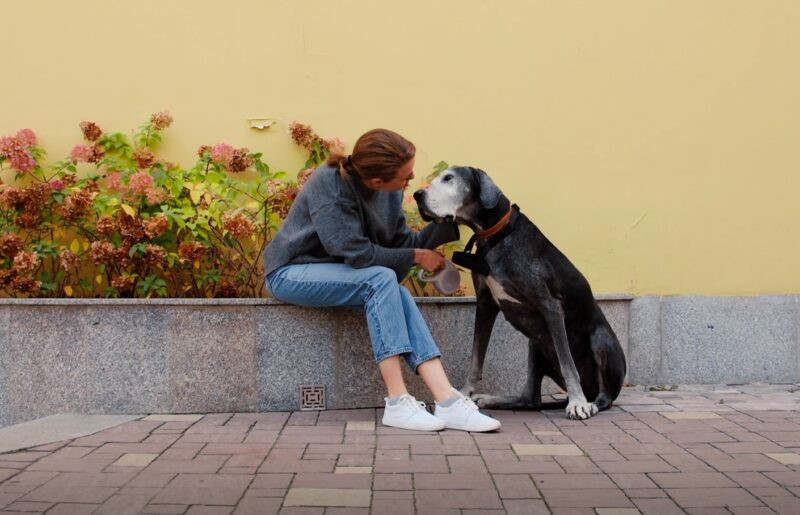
left=266, top=263, right=441, bottom=372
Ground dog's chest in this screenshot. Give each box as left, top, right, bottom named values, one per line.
left=485, top=276, right=522, bottom=305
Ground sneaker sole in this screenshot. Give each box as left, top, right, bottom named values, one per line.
left=441, top=420, right=501, bottom=432
left=382, top=418, right=445, bottom=432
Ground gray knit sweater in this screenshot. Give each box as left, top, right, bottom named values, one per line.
left=263, top=164, right=459, bottom=281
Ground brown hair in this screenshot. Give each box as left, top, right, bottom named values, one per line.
left=327, top=128, right=415, bottom=182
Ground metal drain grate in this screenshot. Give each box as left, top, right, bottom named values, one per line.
left=300, top=384, right=326, bottom=411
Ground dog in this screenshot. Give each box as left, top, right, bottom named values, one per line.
left=413, top=167, right=626, bottom=420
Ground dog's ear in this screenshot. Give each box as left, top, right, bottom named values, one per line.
left=471, top=168, right=501, bottom=209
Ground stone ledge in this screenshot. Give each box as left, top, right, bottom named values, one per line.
left=0, top=296, right=630, bottom=428
left=3, top=294, right=799, bottom=429
left=0, top=293, right=632, bottom=306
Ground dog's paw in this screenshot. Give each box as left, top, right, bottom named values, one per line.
left=469, top=393, right=490, bottom=408
left=566, top=398, right=598, bottom=420
left=459, top=384, right=475, bottom=398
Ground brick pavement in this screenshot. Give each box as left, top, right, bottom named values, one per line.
left=2, top=385, right=800, bottom=514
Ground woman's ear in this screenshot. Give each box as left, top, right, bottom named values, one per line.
left=365, top=177, right=384, bottom=189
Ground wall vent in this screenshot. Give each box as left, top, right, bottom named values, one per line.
left=300, top=385, right=326, bottom=411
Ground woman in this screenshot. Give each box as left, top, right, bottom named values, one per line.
left=264, top=128, right=500, bottom=432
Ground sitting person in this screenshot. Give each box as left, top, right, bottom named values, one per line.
left=264, top=128, right=500, bottom=432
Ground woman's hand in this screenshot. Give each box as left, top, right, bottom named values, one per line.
left=414, top=249, right=445, bottom=273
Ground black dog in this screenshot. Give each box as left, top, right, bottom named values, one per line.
left=414, top=167, right=626, bottom=419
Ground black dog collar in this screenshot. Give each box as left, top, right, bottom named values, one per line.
left=452, top=204, right=520, bottom=276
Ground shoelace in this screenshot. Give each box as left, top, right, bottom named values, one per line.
left=401, top=396, right=427, bottom=412
left=458, top=396, right=479, bottom=411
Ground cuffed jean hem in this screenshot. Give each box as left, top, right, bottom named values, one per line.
left=408, top=351, right=442, bottom=372
left=375, top=347, right=414, bottom=364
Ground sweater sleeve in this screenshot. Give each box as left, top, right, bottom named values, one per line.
left=391, top=211, right=461, bottom=250
left=309, top=200, right=415, bottom=279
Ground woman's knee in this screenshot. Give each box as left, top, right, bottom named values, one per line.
left=363, top=266, right=399, bottom=290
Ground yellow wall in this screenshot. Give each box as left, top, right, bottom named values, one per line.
left=2, top=0, right=799, bottom=295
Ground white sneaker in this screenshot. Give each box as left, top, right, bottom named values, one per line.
left=382, top=394, right=446, bottom=432
left=433, top=388, right=502, bottom=432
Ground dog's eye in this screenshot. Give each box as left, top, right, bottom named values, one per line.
left=442, top=175, right=452, bottom=182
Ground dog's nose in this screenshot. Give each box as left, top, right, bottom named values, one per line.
left=413, top=190, right=424, bottom=202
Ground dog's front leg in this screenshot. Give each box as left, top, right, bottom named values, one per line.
left=541, top=300, right=598, bottom=420
left=460, top=278, right=499, bottom=398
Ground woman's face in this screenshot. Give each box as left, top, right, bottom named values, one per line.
left=365, top=157, right=416, bottom=192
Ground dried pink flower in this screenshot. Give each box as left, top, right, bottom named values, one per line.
left=211, top=143, right=234, bottom=166
left=105, top=171, right=123, bottom=192
left=128, top=171, right=154, bottom=195
left=79, top=121, right=103, bottom=142
left=15, top=129, right=36, bottom=147
left=0, top=132, right=36, bottom=172
left=132, top=148, right=155, bottom=169
left=150, top=111, right=173, bottom=130
left=145, top=187, right=168, bottom=205
left=70, top=144, right=94, bottom=163
left=12, top=251, right=39, bottom=274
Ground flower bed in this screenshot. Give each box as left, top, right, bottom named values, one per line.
left=0, top=115, right=460, bottom=298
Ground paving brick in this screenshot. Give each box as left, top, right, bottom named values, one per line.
left=231, top=497, right=281, bottom=515
left=632, top=498, right=685, bottom=515
left=257, top=459, right=336, bottom=474
left=283, top=487, right=370, bottom=507
left=648, top=472, right=737, bottom=488
left=373, top=454, right=448, bottom=473
left=95, top=488, right=158, bottom=515
left=539, top=488, right=633, bottom=508
left=665, top=487, right=764, bottom=508
left=151, top=474, right=251, bottom=505
left=249, top=473, right=293, bottom=490
left=186, top=507, right=233, bottom=515
left=345, top=421, right=375, bottom=432
left=145, top=455, right=229, bottom=474
left=370, top=498, right=415, bottom=514
left=20, top=482, right=118, bottom=504
left=532, top=474, right=617, bottom=490
left=4, top=501, right=54, bottom=512
left=291, top=473, right=371, bottom=489
left=493, top=474, right=540, bottom=498
left=765, top=453, right=800, bottom=465
left=661, top=412, right=723, bottom=421
left=414, top=473, right=494, bottom=490
left=609, top=474, right=658, bottom=489
left=47, top=504, right=100, bottom=515
left=502, top=499, right=551, bottom=514
left=113, top=453, right=159, bottom=467
left=447, top=455, right=488, bottom=473
left=373, top=473, right=411, bottom=490
left=415, top=489, right=503, bottom=510
left=141, top=504, right=189, bottom=514
left=762, top=496, right=800, bottom=514
left=512, top=444, right=583, bottom=456
left=623, top=488, right=667, bottom=498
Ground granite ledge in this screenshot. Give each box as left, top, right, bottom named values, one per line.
left=0, top=293, right=634, bottom=306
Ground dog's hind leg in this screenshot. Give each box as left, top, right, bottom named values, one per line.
left=590, top=325, right=626, bottom=412
left=472, top=338, right=567, bottom=410
left=460, top=278, right=499, bottom=398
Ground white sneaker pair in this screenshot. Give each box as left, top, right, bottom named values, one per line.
left=381, top=389, right=501, bottom=432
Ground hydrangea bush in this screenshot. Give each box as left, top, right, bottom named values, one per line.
left=0, top=115, right=464, bottom=298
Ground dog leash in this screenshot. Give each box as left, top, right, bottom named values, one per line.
left=452, top=204, right=520, bottom=276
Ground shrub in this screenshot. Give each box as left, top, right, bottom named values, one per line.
left=0, top=115, right=464, bottom=298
